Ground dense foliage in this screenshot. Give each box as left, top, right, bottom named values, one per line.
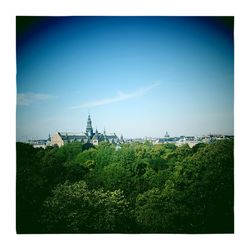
left=16, top=140, right=234, bottom=233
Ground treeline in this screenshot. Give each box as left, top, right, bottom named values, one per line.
left=16, top=140, right=234, bottom=233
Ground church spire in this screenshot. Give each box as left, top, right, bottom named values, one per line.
left=86, top=114, right=93, bottom=138
left=120, top=134, right=124, bottom=143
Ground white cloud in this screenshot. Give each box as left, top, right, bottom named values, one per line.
left=72, top=82, right=160, bottom=109
left=17, top=92, right=56, bottom=106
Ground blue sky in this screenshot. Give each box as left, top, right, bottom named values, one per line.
left=16, top=17, right=234, bottom=140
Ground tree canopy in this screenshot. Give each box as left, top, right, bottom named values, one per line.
left=16, top=139, right=234, bottom=233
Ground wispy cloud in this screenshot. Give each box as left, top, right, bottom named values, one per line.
left=17, top=92, right=56, bottom=106
left=72, top=82, right=161, bottom=109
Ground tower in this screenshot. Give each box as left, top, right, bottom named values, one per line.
left=120, top=134, right=124, bottom=144
left=165, top=131, right=170, bottom=138
left=86, top=114, right=94, bottom=138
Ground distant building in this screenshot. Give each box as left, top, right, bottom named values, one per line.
left=86, top=114, right=94, bottom=138
left=165, top=131, right=170, bottom=138
left=27, top=117, right=233, bottom=148
left=50, top=114, right=121, bottom=147
left=27, top=139, right=48, bottom=149
left=51, top=132, right=89, bottom=147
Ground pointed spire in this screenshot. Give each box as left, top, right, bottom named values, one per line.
left=86, top=114, right=93, bottom=138
left=103, top=127, right=108, bottom=141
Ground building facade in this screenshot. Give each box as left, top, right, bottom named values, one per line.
left=50, top=114, right=121, bottom=147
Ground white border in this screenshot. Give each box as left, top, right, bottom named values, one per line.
left=1, top=0, right=250, bottom=250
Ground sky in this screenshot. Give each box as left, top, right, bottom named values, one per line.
left=16, top=16, right=234, bottom=140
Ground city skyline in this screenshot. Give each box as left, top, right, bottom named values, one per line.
left=16, top=17, right=234, bottom=141
left=22, top=112, right=234, bottom=142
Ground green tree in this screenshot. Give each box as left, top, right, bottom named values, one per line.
left=41, top=181, right=129, bottom=233
left=135, top=140, right=234, bottom=233
left=57, top=142, right=83, bottom=162
left=17, top=139, right=234, bottom=233
left=16, top=143, right=46, bottom=233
